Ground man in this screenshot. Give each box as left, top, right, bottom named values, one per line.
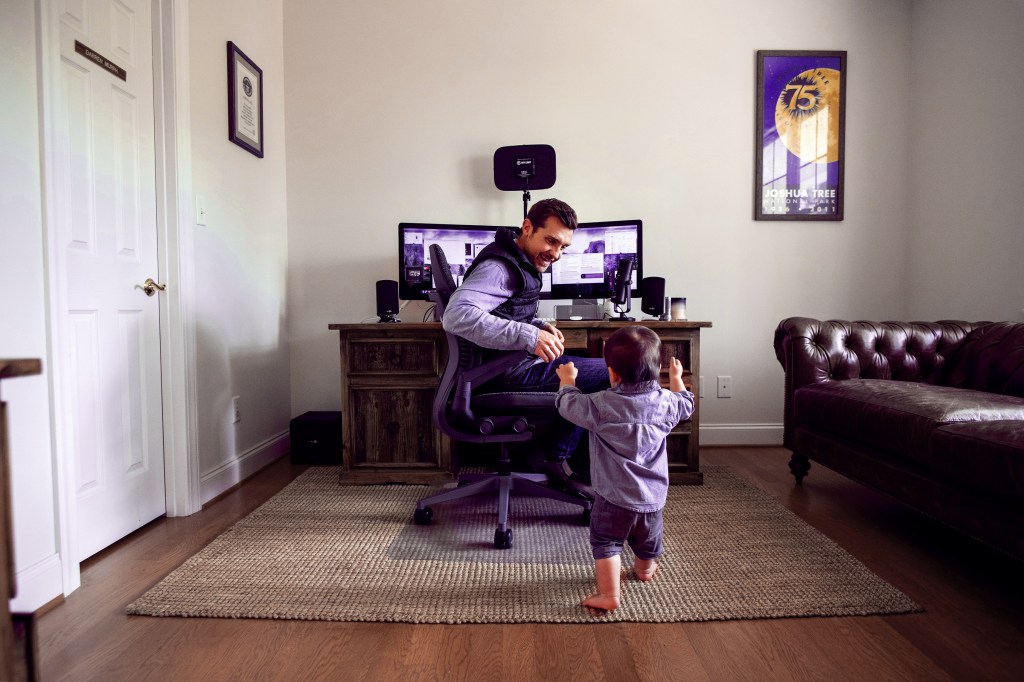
left=442, top=198, right=610, bottom=493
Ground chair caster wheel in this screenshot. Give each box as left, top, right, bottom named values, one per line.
left=414, top=507, right=433, bottom=525
left=581, top=507, right=591, bottom=526
left=494, top=528, right=513, bottom=549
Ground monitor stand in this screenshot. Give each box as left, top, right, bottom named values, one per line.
left=555, top=300, right=603, bottom=321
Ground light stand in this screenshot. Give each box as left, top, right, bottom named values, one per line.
left=494, top=145, right=556, bottom=221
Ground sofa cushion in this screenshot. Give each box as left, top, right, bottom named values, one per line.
left=793, top=379, right=1024, bottom=465
left=931, top=420, right=1024, bottom=504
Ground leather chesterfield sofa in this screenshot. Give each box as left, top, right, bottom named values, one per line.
left=774, top=318, right=1024, bottom=559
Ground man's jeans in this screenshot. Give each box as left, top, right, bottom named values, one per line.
left=493, top=354, right=610, bottom=465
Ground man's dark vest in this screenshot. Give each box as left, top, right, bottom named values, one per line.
left=464, top=227, right=543, bottom=322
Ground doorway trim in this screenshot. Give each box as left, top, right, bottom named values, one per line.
left=36, top=0, right=200, bottom=595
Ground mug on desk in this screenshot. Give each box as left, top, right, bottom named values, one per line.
left=671, top=297, right=687, bottom=320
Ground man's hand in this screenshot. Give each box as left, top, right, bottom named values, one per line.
left=668, top=357, right=685, bottom=393
left=556, top=361, right=578, bottom=388
left=542, top=322, right=565, bottom=345
left=533, top=328, right=565, bottom=362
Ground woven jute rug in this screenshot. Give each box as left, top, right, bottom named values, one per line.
left=126, top=466, right=921, bottom=623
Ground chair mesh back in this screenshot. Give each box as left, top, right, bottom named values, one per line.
left=429, top=244, right=458, bottom=306
left=430, top=241, right=477, bottom=382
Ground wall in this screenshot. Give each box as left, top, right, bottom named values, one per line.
left=284, top=0, right=914, bottom=443
left=189, top=0, right=292, bottom=501
left=907, top=0, right=1024, bottom=323
left=0, top=2, right=62, bottom=611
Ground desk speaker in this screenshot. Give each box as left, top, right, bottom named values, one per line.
left=375, top=279, right=399, bottom=323
left=640, top=277, right=667, bottom=317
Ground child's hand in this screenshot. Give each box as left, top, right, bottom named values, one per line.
left=556, top=361, right=578, bottom=388
left=668, top=357, right=685, bottom=393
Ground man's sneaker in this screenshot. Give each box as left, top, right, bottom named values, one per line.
left=526, top=453, right=594, bottom=499
left=526, top=452, right=573, bottom=480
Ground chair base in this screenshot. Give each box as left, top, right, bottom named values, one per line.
left=414, top=470, right=592, bottom=549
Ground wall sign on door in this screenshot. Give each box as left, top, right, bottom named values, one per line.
left=74, top=40, right=127, bottom=81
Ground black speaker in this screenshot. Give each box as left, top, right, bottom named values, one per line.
left=375, top=279, right=400, bottom=323
left=493, top=144, right=556, bottom=191
left=640, top=277, right=667, bottom=318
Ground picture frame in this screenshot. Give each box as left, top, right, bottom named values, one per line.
left=227, top=41, right=264, bottom=158
left=755, top=50, right=846, bottom=220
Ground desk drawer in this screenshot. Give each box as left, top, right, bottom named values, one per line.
left=348, top=339, right=439, bottom=375
left=560, top=329, right=589, bottom=350
left=350, top=387, right=435, bottom=465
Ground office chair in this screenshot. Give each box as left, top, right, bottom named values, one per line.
left=413, top=244, right=592, bottom=549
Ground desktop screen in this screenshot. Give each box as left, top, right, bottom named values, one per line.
left=549, top=219, right=642, bottom=300
left=397, top=220, right=643, bottom=301
left=398, top=223, right=504, bottom=300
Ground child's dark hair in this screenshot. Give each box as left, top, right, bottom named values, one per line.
left=603, top=325, right=661, bottom=383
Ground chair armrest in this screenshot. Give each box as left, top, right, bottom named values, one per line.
left=463, top=351, right=531, bottom=386
left=452, top=351, right=532, bottom=426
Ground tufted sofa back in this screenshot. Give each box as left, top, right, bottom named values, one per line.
left=774, top=318, right=985, bottom=385
left=773, top=317, right=997, bottom=448
left=941, top=322, right=1024, bottom=398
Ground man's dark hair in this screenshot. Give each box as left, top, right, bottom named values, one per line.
left=603, top=325, right=662, bottom=383
left=526, top=198, right=578, bottom=231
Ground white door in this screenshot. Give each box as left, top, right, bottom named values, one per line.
left=53, top=0, right=166, bottom=560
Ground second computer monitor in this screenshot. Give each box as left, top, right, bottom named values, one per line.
left=548, top=219, right=642, bottom=300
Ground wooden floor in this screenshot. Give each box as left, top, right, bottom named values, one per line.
left=37, top=447, right=1024, bottom=681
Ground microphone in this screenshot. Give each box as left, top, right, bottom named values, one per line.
left=610, top=258, right=635, bottom=320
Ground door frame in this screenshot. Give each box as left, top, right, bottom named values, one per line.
left=36, top=0, right=200, bottom=594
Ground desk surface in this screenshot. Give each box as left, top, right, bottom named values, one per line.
left=329, top=320, right=712, bottom=331
left=0, top=359, right=42, bottom=380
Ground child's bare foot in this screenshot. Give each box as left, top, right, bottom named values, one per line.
left=634, top=559, right=659, bottom=582
left=582, top=592, right=620, bottom=611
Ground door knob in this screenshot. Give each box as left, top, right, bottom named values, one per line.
left=142, top=278, right=167, bottom=297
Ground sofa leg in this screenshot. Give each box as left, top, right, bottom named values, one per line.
left=789, top=453, right=810, bottom=484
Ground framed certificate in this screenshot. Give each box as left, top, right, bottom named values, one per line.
left=755, top=51, right=846, bottom=220
left=227, top=41, right=264, bottom=158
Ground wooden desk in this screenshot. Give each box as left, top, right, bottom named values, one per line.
left=328, top=320, right=711, bottom=485
left=1, top=359, right=42, bottom=681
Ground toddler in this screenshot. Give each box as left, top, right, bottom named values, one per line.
left=555, top=325, right=695, bottom=611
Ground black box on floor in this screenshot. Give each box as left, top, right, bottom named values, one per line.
left=289, top=411, right=342, bottom=465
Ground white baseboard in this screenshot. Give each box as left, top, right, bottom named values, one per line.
left=699, top=423, right=783, bottom=446
left=9, top=553, right=63, bottom=612
left=200, top=430, right=289, bottom=505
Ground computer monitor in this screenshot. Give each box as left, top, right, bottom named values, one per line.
left=548, top=219, right=642, bottom=300
left=398, top=223, right=507, bottom=301
left=397, top=219, right=643, bottom=301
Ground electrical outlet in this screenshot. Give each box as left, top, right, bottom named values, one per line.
left=699, top=375, right=705, bottom=398
left=231, top=396, right=241, bottom=423
left=717, top=376, right=732, bottom=398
